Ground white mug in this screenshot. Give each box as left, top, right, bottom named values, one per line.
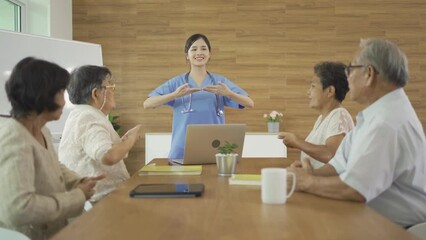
left=261, top=168, right=296, bottom=204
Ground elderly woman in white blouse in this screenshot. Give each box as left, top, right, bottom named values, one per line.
left=278, top=62, right=354, bottom=169
left=58, top=65, right=142, bottom=202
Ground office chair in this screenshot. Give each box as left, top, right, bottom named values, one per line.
left=408, top=222, right=426, bottom=240
left=0, top=227, right=30, bottom=240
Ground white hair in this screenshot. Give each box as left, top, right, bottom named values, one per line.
left=359, top=38, right=408, bottom=87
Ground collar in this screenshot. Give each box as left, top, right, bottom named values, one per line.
left=358, top=88, right=405, bottom=122
left=74, top=104, right=106, bottom=117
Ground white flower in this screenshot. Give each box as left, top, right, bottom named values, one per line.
left=263, top=110, right=283, bottom=122
left=270, top=111, right=278, bottom=118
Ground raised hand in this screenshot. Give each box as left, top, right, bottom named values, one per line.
left=121, top=124, right=142, bottom=142
left=278, top=132, right=299, bottom=148
left=174, top=83, right=201, bottom=98
left=203, top=82, right=232, bottom=96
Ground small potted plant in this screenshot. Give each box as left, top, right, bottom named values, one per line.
left=215, top=141, right=239, bottom=176
left=263, top=110, right=283, bottom=133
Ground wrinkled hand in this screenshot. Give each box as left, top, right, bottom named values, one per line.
left=289, top=159, right=303, bottom=168
left=122, top=124, right=142, bottom=141
left=174, top=83, right=201, bottom=98
left=288, top=158, right=313, bottom=192
left=203, top=82, right=232, bottom=97
left=278, top=132, right=299, bottom=148
left=78, top=174, right=106, bottom=200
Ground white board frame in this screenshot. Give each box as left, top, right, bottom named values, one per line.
left=0, top=30, right=103, bottom=139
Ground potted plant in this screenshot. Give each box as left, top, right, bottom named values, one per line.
left=263, top=110, right=283, bottom=133
left=217, top=141, right=238, bottom=155
left=107, top=114, right=122, bottom=134
left=215, top=141, right=239, bottom=176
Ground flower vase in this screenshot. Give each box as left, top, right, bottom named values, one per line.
left=267, top=122, right=280, bottom=133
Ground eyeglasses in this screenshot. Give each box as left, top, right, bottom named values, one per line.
left=345, top=63, right=366, bottom=77
left=101, top=84, right=116, bottom=91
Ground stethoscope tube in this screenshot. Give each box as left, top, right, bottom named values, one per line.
left=181, top=72, right=223, bottom=116
left=181, top=92, right=194, bottom=113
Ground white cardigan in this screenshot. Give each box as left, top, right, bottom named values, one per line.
left=59, top=105, right=130, bottom=201
left=0, top=117, right=86, bottom=240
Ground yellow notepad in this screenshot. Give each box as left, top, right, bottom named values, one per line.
left=229, top=174, right=261, bottom=186
left=138, top=165, right=202, bottom=176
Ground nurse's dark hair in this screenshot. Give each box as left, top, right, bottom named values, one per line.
left=5, top=57, right=69, bottom=118
left=184, top=33, right=211, bottom=54
left=314, top=61, right=349, bottom=102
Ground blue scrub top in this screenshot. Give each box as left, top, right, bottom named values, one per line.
left=148, top=72, right=248, bottom=159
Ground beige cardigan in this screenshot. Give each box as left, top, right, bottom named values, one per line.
left=0, top=117, right=86, bottom=240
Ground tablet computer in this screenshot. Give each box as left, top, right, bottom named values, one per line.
left=129, top=184, right=204, bottom=198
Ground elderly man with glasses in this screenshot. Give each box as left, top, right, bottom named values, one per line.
left=289, top=39, right=426, bottom=228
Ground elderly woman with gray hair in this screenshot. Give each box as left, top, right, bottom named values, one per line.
left=58, top=65, right=142, bottom=202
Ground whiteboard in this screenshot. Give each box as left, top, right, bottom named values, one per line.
left=0, top=30, right=103, bottom=136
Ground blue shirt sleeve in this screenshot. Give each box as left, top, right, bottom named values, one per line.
left=148, top=75, right=185, bottom=107
left=213, top=74, right=249, bottom=109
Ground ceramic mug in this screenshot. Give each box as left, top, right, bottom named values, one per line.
left=261, top=168, right=296, bottom=204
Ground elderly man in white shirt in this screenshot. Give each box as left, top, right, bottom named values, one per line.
left=289, top=38, right=426, bottom=227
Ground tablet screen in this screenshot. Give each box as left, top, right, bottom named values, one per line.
left=129, top=183, right=204, bottom=198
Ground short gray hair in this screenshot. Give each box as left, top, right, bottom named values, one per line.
left=68, top=65, right=111, bottom=104
left=358, top=39, right=408, bottom=87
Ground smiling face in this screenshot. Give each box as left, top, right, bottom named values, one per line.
left=186, top=38, right=211, bottom=68
left=307, top=75, right=329, bottom=110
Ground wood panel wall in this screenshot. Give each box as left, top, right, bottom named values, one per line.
left=73, top=0, right=426, bottom=174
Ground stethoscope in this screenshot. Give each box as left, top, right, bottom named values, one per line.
left=181, top=72, right=224, bottom=116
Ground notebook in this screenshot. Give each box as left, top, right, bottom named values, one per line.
left=229, top=174, right=261, bottom=186
left=138, top=165, right=202, bottom=176
left=171, top=124, right=246, bottom=165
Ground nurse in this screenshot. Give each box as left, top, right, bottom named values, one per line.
left=144, top=33, right=254, bottom=159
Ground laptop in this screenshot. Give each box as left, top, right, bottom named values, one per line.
left=171, top=124, right=246, bottom=165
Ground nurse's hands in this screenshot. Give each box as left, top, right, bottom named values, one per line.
left=203, top=82, right=232, bottom=97
left=174, top=83, right=201, bottom=98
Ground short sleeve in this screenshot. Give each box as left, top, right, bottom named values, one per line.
left=329, top=131, right=353, bottom=174
left=338, top=123, right=399, bottom=201
left=216, top=75, right=249, bottom=109
left=148, top=76, right=182, bottom=107
left=324, top=108, right=354, bottom=140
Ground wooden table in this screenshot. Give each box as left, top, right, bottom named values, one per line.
left=52, top=158, right=418, bottom=240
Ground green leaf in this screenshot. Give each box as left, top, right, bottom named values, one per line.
left=107, top=114, right=121, bottom=134
left=217, top=141, right=239, bottom=154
